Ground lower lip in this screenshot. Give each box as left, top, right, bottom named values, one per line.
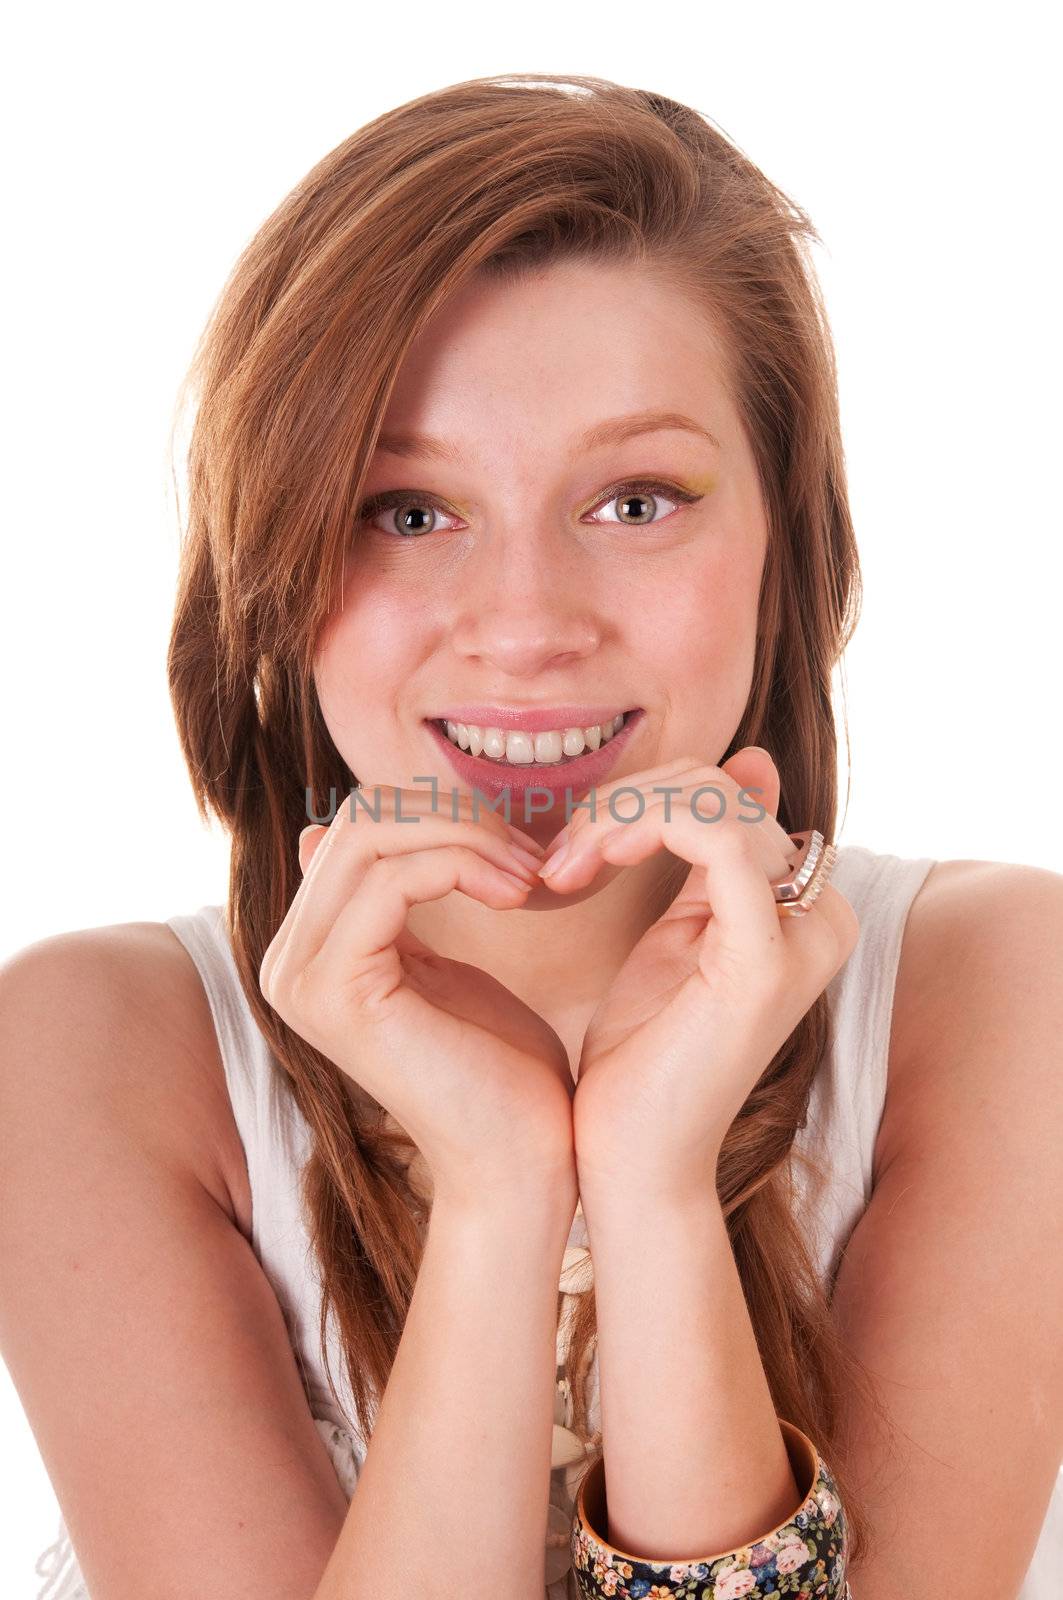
left=424, top=710, right=645, bottom=805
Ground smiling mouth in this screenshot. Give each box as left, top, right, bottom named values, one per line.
left=427, top=709, right=642, bottom=767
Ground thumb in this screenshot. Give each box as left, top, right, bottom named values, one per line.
left=298, top=823, right=328, bottom=876
left=719, top=745, right=780, bottom=823
left=659, top=746, right=783, bottom=920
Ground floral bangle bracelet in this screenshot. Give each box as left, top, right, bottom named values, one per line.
left=570, top=1416, right=850, bottom=1599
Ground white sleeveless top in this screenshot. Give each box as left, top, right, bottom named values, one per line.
left=33, top=844, right=1063, bottom=1599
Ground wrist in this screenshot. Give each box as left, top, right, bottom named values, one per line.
left=575, top=1154, right=723, bottom=1219
left=432, top=1169, right=578, bottom=1236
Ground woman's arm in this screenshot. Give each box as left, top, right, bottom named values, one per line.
left=316, top=1181, right=577, bottom=1600
left=827, top=860, right=1063, bottom=1597
left=0, top=929, right=577, bottom=1600
left=571, top=860, right=1063, bottom=1600
left=576, top=1181, right=802, bottom=1556
left=570, top=1181, right=848, bottom=1600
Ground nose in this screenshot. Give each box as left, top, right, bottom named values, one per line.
left=447, top=529, right=604, bottom=678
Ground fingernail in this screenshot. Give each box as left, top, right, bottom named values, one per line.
left=538, top=838, right=573, bottom=878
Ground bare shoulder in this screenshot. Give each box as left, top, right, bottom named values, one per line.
left=875, top=854, right=1063, bottom=1180
left=0, top=919, right=251, bottom=1237
left=0, top=922, right=349, bottom=1596
left=830, top=858, right=1063, bottom=1589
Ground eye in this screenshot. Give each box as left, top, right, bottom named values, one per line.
left=357, top=493, right=461, bottom=539
left=355, top=477, right=703, bottom=539
left=585, top=478, right=702, bottom=527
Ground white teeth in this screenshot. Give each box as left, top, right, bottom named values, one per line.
left=531, top=730, right=563, bottom=763
left=441, top=713, right=630, bottom=765
left=504, top=730, right=536, bottom=765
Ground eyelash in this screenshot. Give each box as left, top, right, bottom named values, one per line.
left=355, top=477, right=704, bottom=538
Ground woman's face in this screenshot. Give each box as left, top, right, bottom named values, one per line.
left=313, top=259, right=769, bottom=837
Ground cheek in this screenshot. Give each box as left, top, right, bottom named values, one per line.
left=643, top=544, right=761, bottom=670
left=312, top=588, right=420, bottom=742
left=635, top=544, right=762, bottom=758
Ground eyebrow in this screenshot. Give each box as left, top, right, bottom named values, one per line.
left=375, top=408, right=722, bottom=463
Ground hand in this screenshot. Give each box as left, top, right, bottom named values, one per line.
left=536, top=748, right=859, bottom=1201
left=259, top=793, right=576, bottom=1212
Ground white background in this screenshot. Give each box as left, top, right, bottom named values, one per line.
left=2, top=2, right=1060, bottom=1592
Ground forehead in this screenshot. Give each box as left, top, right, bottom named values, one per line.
left=373, top=259, right=738, bottom=463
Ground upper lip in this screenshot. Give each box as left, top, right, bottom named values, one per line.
left=428, top=705, right=639, bottom=734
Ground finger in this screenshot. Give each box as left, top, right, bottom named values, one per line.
left=540, top=786, right=793, bottom=889
left=667, top=812, right=795, bottom=920
left=261, top=824, right=335, bottom=995
left=586, top=806, right=786, bottom=965
left=305, top=789, right=541, bottom=855
left=306, top=846, right=534, bottom=1018
left=718, top=746, right=781, bottom=825
left=541, top=757, right=703, bottom=859
left=298, top=807, right=538, bottom=885
left=775, top=881, right=860, bottom=980
left=298, top=824, right=328, bottom=876
left=273, top=847, right=535, bottom=1118
left=302, top=818, right=538, bottom=961
left=541, top=756, right=790, bottom=866
left=264, top=807, right=538, bottom=996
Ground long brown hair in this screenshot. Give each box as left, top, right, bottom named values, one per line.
left=168, top=71, right=890, bottom=1566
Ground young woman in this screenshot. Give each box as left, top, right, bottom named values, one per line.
left=4, top=72, right=1061, bottom=1600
